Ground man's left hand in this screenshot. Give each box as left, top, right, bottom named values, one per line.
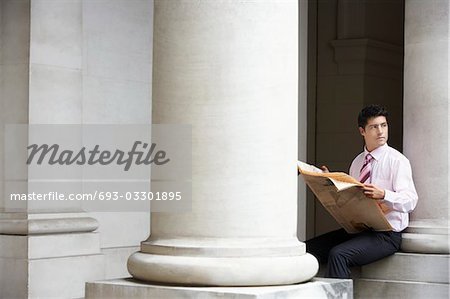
left=362, top=184, right=385, bottom=199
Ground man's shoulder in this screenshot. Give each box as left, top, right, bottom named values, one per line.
left=349, top=152, right=365, bottom=173
left=384, top=145, right=410, bottom=163
left=351, top=151, right=365, bottom=164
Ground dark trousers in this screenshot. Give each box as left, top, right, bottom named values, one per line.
left=306, top=228, right=402, bottom=279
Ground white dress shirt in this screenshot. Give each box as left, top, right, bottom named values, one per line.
left=349, top=143, right=418, bottom=232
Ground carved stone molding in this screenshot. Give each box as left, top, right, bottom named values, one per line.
left=331, top=38, right=403, bottom=79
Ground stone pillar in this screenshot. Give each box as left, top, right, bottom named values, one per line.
left=0, top=1, right=103, bottom=298
left=402, top=0, right=449, bottom=254
left=127, top=0, right=318, bottom=286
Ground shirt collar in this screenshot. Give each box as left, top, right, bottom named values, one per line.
left=364, top=143, right=388, bottom=161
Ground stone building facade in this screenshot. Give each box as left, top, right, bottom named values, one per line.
left=0, top=0, right=448, bottom=298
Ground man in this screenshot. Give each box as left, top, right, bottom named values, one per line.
left=306, top=104, right=418, bottom=279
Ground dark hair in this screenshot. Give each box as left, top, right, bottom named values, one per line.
left=358, top=105, right=389, bottom=128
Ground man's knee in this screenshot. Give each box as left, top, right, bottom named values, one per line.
left=328, top=246, right=343, bottom=259
left=328, top=245, right=347, bottom=263
left=325, top=245, right=352, bottom=278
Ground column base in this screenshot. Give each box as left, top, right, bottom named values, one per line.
left=86, top=277, right=352, bottom=298
left=0, top=233, right=104, bottom=299
left=127, top=252, right=319, bottom=286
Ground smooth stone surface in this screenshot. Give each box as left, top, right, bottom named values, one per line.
left=1, top=0, right=30, bottom=212
left=0, top=232, right=100, bottom=259
left=355, top=251, right=450, bottom=299
left=29, top=64, right=82, bottom=124
left=360, top=252, right=449, bottom=284
left=81, top=0, right=152, bottom=125
left=30, top=0, right=82, bottom=69
left=355, top=278, right=449, bottom=299
left=88, top=212, right=149, bottom=248
left=28, top=254, right=104, bottom=299
left=401, top=219, right=449, bottom=254
left=405, top=0, right=449, bottom=44
left=82, top=0, right=152, bottom=82
left=0, top=256, right=28, bottom=299
left=0, top=253, right=104, bottom=299
left=0, top=230, right=104, bottom=299
left=82, top=76, right=151, bottom=124
left=1, top=63, right=29, bottom=123
left=86, top=277, right=353, bottom=299
left=401, top=232, right=450, bottom=253
left=102, top=246, right=140, bottom=280
left=1, top=0, right=30, bottom=64
left=404, top=0, right=449, bottom=221
left=128, top=252, right=319, bottom=286
left=405, top=219, right=449, bottom=235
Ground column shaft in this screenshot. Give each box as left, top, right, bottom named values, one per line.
left=402, top=0, right=449, bottom=253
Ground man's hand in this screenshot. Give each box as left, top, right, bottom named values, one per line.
left=362, top=183, right=385, bottom=199
left=320, top=165, right=330, bottom=173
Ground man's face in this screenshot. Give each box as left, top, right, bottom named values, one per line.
left=359, top=116, right=388, bottom=152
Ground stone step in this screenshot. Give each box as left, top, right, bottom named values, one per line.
left=86, top=278, right=353, bottom=299
left=360, top=252, right=449, bottom=284
left=355, top=278, right=450, bottom=299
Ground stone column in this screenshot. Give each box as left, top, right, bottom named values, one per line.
left=0, top=1, right=102, bottom=298
left=127, top=0, right=318, bottom=286
left=402, top=0, right=449, bottom=254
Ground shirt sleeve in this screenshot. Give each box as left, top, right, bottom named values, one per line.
left=383, top=158, right=418, bottom=213
left=349, top=156, right=361, bottom=179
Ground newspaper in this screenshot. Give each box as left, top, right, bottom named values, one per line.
left=297, top=161, right=392, bottom=233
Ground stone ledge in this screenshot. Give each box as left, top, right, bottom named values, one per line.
left=0, top=216, right=98, bottom=235
left=317, top=252, right=449, bottom=284
left=86, top=277, right=353, bottom=299
left=355, top=278, right=449, bottom=299
left=360, top=252, right=449, bottom=283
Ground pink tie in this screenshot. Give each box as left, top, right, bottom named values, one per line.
left=359, top=154, right=373, bottom=184
left=359, top=154, right=388, bottom=213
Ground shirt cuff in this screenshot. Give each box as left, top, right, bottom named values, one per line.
left=383, top=189, right=395, bottom=204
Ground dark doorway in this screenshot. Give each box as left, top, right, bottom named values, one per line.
left=306, top=0, right=405, bottom=238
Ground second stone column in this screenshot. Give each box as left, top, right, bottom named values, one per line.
left=402, top=0, right=449, bottom=254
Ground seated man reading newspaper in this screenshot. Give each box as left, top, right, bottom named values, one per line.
left=302, top=104, right=418, bottom=279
